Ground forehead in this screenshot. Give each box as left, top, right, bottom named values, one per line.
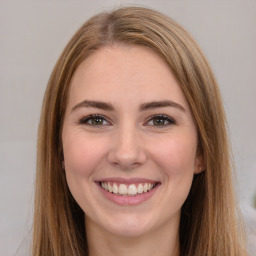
left=68, top=45, right=189, bottom=110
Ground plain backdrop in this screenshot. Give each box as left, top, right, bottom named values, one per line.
left=0, top=0, right=255, bottom=255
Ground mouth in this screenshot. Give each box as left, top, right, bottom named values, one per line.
left=95, top=178, right=161, bottom=205
left=100, top=181, right=158, bottom=196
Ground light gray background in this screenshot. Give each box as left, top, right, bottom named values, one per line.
left=0, top=1, right=255, bottom=255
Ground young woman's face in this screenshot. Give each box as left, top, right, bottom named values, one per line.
left=62, top=45, right=203, bottom=238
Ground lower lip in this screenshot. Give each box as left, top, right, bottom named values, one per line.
left=97, top=183, right=160, bottom=206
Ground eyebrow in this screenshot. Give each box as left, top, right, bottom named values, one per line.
left=139, top=100, right=185, bottom=112
left=71, top=100, right=186, bottom=113
left=71, top=100, right=114, bottom=112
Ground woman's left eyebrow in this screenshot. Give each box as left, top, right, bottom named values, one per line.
left=140, top=100, right=186, bottom=112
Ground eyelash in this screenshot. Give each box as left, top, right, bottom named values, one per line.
left=79, top=114, right=176, bottom=127
left=79, top=114, right=111, bottom=127
left=145, top=114, right=176, bottom=127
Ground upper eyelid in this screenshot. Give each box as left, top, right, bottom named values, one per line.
left=79, top=114, right=112, bottom=124
left=145, top=114, right=176, bottom=123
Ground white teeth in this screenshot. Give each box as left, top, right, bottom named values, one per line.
left=101, top=182, right=156, bottom=196
left=108, top=183, right=113, bottom=193
left=112, top=183, right=118, bottom=194
left=137, top=183, right=144, bottom=194
left=143, top=183, right=148, bottom=192
left=102, top=182, right=107, bottom=190
left=128, top=184, right=137, bottom=195
left=119, top=184, right=128, bottom=195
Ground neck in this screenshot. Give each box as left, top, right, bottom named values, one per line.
left=85, top=217, right=180, bottom=256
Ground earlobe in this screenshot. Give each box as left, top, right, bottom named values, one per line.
left=194, top=154, right=205, bottom=174
left=194, top=164, right=205, bottom=174
left=196, top=165, right=205, bottom=174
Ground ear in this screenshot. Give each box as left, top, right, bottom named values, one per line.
left=194, top=153, right=205, bottom=174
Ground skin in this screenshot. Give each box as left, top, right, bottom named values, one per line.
left=62, top=45, right=204, bottom=256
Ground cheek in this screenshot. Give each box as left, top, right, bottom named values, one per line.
left=150, top=135, right=197, bottom=176
left=62, top=131, right=109, bottom=211
left=150, top=135, right=197, bottom=211
left=63, top=133, right=105, bottom=177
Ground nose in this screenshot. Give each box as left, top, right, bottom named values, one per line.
left=107, top=125, right=147, bottom=170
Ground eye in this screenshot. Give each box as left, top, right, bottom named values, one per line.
left=145, top=114, right=176, bottom=127
left=79, top=115, right=111, bottom=126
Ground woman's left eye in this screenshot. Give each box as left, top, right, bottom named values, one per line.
left=145, top=115, right=176, bottom=127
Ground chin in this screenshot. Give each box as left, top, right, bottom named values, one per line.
left=102, top=213, right=153, bottom=238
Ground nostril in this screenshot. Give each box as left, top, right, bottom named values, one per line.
left=107, top=147, right=147, bottom=170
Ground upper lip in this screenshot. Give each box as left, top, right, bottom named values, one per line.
left=95, top=177, right=160, bottom=184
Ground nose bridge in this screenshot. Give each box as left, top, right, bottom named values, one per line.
left=118, top=122, right=138, bottom=154
left=108, top=121, right=146, bottom=169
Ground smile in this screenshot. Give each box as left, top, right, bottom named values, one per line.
left=96, top=178, right=161, bottom=205
left=100, top=182, right=157, bottom=196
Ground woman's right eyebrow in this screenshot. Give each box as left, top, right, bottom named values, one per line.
left=71, top=100, right=114, bottom=113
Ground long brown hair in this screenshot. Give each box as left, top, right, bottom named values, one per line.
left=33, top=6, right=247, bottom=255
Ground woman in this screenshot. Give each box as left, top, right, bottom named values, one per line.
left=33, top=6, right=247, bottom=256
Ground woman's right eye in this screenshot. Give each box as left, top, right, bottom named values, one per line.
left=79, top=115, right=111, bottom=126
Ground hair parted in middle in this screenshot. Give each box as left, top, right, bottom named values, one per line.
left=33, top=6, right=246, bottom=256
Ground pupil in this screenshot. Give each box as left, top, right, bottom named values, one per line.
left=153, top=118, right=165, bottom=125
left=92, top=118, right=103, bottom=125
